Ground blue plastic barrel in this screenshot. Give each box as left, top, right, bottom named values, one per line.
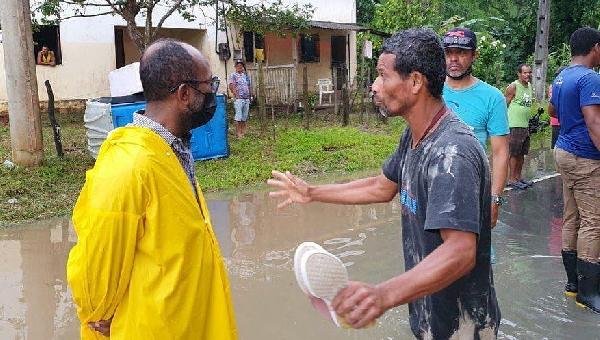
left=190, top=94, right=229, bottom=161
left=111, top=101, right=146, bottom=128
left=109, top=95, right=229, bottom=161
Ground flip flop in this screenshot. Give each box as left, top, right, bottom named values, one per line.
left=293, top=242, right=325, bottom=295
left=300, top=248, right=348, bottom=327
left=294, top=242, right=349, bottom=327
left=507, top=181, right=528, bottom=190
left=518, top=179, right=534, bottom=187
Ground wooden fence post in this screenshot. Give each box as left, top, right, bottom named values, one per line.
left=44, top=80, right=63, bottom=157
left=342, top=66, right=350, bottom=126
left=302, top=65, right=310, bottom=130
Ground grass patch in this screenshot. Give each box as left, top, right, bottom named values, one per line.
left=1, top=111, right=404, bottom=225
left=0, top=115, right=95, bottom=225
left=0, top=108, right=556, bottom=225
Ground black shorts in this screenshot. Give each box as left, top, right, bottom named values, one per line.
left=509, top=127, right=530, bottom=156
left=551, top=125, right=559, bottom=149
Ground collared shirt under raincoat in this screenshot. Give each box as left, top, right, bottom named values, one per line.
left=67, top=126, right=237, bottom=340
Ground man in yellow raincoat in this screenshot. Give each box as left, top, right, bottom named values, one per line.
left=67, top=39, right=237, bottom=339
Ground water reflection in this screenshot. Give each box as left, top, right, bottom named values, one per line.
left=1, top=150, right=600, bottom=339
left=0, top=219, right=79, bottom=340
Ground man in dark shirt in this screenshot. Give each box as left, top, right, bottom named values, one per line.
left=268, top=28, right=500, bottom=339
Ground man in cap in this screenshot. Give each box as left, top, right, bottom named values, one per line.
left=442, top=27, right=510, bottom=230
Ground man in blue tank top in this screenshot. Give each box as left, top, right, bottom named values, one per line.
left=549, top=27, right=600, bottom=313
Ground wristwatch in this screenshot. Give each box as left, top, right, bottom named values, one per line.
left=491, top=195, right=506, bottom=206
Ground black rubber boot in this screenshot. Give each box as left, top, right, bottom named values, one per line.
left=575, top=259, right=600, bottom=313
left=561, top=250, right=578, bottom=297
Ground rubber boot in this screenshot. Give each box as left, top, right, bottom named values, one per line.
left=575, top=259, right=600, bottom=313
left=561, top=250, right=578, bottom=297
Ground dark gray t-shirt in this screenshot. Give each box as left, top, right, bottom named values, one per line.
left=382, top=113, right=500, bottom=339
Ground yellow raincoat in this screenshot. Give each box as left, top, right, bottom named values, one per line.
left=67, top=127, right=237, bottom=339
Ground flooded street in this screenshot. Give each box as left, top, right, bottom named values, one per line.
left=1, top=148, right=599, bottom=339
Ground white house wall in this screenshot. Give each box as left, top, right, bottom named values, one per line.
left=245, top=0, right=356, bottom=23
left=0, top=0, right=357, bottom=103
left=0, top=17, right=116, bottom=102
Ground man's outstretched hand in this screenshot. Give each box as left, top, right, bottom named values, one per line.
left=267, top=170, right=312, bottom=208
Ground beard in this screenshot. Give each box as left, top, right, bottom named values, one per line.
left=447, top=65, right=473, bottom=80
left=375, top=100, right=409, bottom=118
left=378, top=106, right=390, bottom=118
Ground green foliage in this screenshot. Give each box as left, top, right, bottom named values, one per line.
left=473, top=33, right=507, bottom=89
left=550, top=0, right=600, bottom=49
left=547, top=43, right=571, bottom=78
left=356, top=0, right=376, bottom=26
left=362, top=0, right=600, bottom=87
left=371, top=0, right=443, bottom=34
left=225, top=0, right=313, bottom=36
left=306, top=92, right=318, bottom=110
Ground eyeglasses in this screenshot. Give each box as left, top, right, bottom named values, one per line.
left=169, top=76, right=220, bottom=94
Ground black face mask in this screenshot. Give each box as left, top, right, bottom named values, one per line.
left=189, top=92, right=216, bottom=128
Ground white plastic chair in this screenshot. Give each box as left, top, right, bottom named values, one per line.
left=316, top=79, right=334, bottom=105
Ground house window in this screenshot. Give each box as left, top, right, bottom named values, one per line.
left=299, top=33, right=320, bottom=63
left=33, top=25, right=62, bottom=65
left=243, top=31, right=264, bottom=63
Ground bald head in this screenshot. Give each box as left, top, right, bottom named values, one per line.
left=140, top=39, right=210, bottom=101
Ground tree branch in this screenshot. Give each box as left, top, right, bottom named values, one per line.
left=60, top=0, right=114, bottom=6
left=154, top=0, right=185, bottom=31
left=104, top=0, right=123, bottom=16
left=60, top=11, right=114, bottom=19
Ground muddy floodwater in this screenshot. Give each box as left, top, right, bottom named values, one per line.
left=1, top=148, right=600, bottom=339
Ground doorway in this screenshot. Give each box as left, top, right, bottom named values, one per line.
left=331, top=35, right=347, bottom=89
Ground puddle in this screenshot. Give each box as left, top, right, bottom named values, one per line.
left=1, top=150, right=600, bottom=339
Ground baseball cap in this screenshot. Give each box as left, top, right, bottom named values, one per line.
left=443, top=28, right=477, bottom=50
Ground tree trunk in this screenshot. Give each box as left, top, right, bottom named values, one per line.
left=124, top=18, right=146, bottom=53
left=145, top=5, right=154, bottom=47
left=0, top=0, right=44, bottom=167
left=533, top=0, right=551, bottom=101
left=121, top=1, right=145, bottom=53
